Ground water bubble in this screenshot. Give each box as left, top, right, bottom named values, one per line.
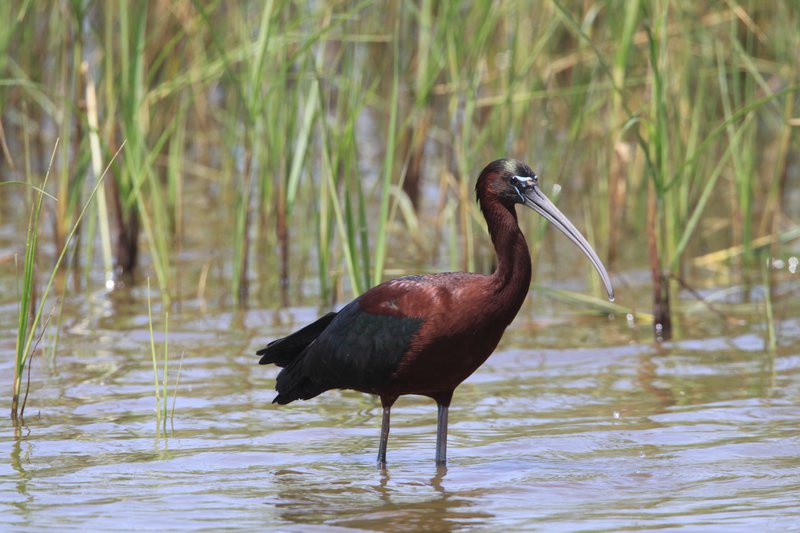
left=772, top=258, right=785, bottom=270
left=613, top=411, right=620, bottom=419
left=789, top=256, right=798, bottom=274
left=105, top=278, right=116, bottom=290
left=655, top=322, right=664, bottom=342
left=626, top=313, right=635, bottom=326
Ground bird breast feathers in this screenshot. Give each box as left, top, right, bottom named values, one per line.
left=368, top=275, right=491, bottom=328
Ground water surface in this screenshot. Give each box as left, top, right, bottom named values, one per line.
left=2, top=289, right=799, bottom=531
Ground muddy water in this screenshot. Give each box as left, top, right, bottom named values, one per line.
left=2, top=282, right=799, bottom=530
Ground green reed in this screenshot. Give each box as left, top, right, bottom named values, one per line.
left=550, top=1, right=798, bottom=338
left=206, top=0, right=276, bottom=307
left=371, top=15, right=401, bottom=288
left=2, top=1, right=797, bottom=339
left=146, top=277, right=181, bottom=434
left=11, top=141, right=122, bottom=420
left=116, top=2, right=173, bottom=297
left=316, top=31, right=371, bottom=298
left=11, top=144, right=55, bottom=421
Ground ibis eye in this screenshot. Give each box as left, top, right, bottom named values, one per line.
left=509, top=176, right=526, bottom=203
left=511, top=175, right=535, bottom=190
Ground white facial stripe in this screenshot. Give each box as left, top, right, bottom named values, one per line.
left=512, top=174, right=538, bottom=202
left=512, top=175, right=536, bottom=188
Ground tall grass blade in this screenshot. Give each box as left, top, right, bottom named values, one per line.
left=371, top=15, right=401, bottom=288
left=12, top=141, right=125, bottom=420
left=146, top=277, right=161, bottom=421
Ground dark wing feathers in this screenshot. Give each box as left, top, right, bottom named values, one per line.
left=303, top=301, right=423, bottom=387
left=269, top=298, right=424, bottom=404
left=257, top=312, right=337, bottom=367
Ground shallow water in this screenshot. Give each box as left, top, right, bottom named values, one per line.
left=2, top=286, right=799, bottom=531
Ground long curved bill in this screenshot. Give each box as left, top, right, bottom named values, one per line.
left=522, top=183, right=615, bottom=301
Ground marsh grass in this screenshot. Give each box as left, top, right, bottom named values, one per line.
left=146, top=277, right=180, bottom=434
left=2, top=1, right=798, bottom=354
left=10, top=140, right=123, bottom=420
left=10, top=144, right=56, bottom=421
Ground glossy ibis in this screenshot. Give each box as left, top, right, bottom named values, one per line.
left=257, top=159, right=614, bottom=466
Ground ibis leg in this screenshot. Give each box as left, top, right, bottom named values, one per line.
left=435, top=402, right=449, bottom=465
left=378, top=398, right=394, bottom=466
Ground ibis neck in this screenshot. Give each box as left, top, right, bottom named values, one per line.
left=482, top=200, right=532, bottom=320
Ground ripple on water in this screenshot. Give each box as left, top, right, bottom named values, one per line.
left=2, top=302, right=800, bottom=531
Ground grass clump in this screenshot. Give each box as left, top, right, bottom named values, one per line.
left=10, top=141, right=123, bottom=421
left=146, top=277, right=184, bottom=435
